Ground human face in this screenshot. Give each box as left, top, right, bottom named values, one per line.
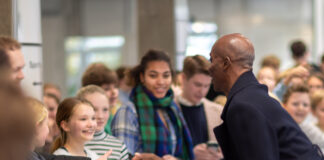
left=313, top=99, right=324, bottom=129
left=182, top=73, right=211, bottom=105
left=140, top=61, right=172, bottom=98
left=307, top=76, right=324, bottom=94
left=45, top=87, right=61, bottom=100
left=84, top=92, right=110, bottom=132
left=101, top=84, right=119, bottom=107
left=34, top=116, right=49, bottom=148
left=284, top=92, right=311, bottom=124
left=209, top=49, right=226, bottom=92
left=7, top=49, right=25, bottom=84
left=62, top=104, right=96, bottom=143
left=43, top=96, right=58, bottom=121
left=257, top=67, right=276, bottom=91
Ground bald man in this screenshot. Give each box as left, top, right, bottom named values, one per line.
left=209, top=33, right=323, bottom=160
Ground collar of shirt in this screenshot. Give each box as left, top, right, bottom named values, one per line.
left=177, top=94, right=203, bottom=107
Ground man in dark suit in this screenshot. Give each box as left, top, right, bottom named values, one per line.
left=209, top=33, right=324, bottom=160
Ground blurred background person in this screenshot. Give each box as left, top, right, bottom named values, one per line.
left=40, top=93, right=60, bottom=153
left=257, top=66, right=277, bottom=92
left=116, top=66, right=133, bottom=105
left=0, top=78, right=34, bottom=160
left=27, top=97, right=50, bottom=160
left=260, top=54, right=281, bottom=75
left=171, top=71, right=183, bottom=96
left=44, top=83, right=62, bottom=101
left=82, top=63, right=130, bottom=134
left=0, top=36, right=25, bottom=84
left=283, top=84, right=324, bottom=152
left=273, top=65, right=310, bottom=101
left=290, top=40, right=320, bottom=73
left=307, top=73, right=324, bottom=94
left=311, top=90, right=324, bottom=133
left=176, top=55, right=223, bottom=160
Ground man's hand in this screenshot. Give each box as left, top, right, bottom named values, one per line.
left=132, top=153, right=163, bottom=160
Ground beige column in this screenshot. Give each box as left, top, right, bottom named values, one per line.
left=0, top=0, right=13, bottom=36
left=137, top=0, right=176, bottom=64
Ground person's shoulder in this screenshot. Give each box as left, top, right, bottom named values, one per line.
left=202, top=98, right=223, bottom=112
left=117, top=100, right=137, bottom=115
left=202, top=98, right=222, bottom=108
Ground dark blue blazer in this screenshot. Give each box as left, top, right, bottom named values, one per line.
left=214, top=71, right=324, bottom=160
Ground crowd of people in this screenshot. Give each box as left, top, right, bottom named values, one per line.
left=2, top=33, right=324, bottom=160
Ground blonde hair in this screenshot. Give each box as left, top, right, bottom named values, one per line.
left=311, top=90, right=324, bottom=111
left=27, top=97, right=48, bottom=124
left=76, top=84, right=107, bottom=100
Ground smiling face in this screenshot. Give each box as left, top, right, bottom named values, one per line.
left=62, top=103, right=96, bottom=143
left=284, top=92, right=311, bottom=124
left=140, top=61, right=172, bottom=98
left=84, top=92, right=110, bottom=132
left=182, top=73, right=211, bottom=104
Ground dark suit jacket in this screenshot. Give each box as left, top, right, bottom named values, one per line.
left=214, top=71, right=324, bottom=160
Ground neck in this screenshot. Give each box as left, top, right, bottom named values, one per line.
left=224, top=68, right=250, bottom=97
left=64, top=136, right=86, bottom=156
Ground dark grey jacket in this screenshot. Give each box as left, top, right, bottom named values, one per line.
left=214, top=71, right=324, bottom=160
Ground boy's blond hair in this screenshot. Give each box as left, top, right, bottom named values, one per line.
left=76, top=84, right=108, bottom=101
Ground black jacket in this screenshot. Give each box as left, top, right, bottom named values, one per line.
left=38, top=152, right=90, bottom=160
left=214, top=71, right=324, bottom=160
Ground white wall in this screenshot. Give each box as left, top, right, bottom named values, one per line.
left=188, top=0, right=313, bottom=73
left=42, top=0, right=137, bottom=98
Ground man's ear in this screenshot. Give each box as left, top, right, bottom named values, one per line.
left=223, top=56, right=232, bottom=70
left=60, top=121, right=70, bottom=132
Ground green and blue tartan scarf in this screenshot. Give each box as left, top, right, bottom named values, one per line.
left=130, top=85, right=194, bottom=159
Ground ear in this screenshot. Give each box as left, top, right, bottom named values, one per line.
left=182, top=73, right=188, bottom=82
left=223, top=56, right=232, bottom=70
left=140, top=73, right=144, bottom=83
left=60, top=120, right=70, bottom=132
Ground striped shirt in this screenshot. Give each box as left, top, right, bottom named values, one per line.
left=85, top=130, right=129, bottom=160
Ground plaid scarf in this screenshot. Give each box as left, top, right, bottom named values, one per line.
left=130, top=85, right=194, bottom=159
